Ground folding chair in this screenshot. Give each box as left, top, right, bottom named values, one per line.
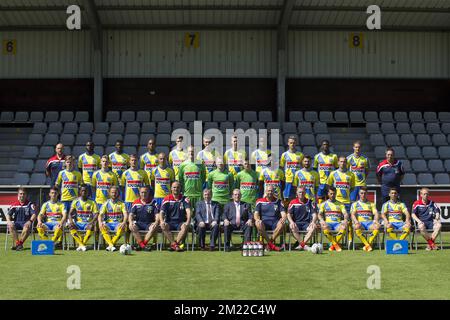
left=351, top=226, right=382, bottom=251
left=4, top=223, right=35, bottom=251
left=381, top=223, right=413, bottom=250
left=158, top=225, right=194, bottom=251
left=287, top=226, right=318, bottom=251
left=256, top=222, right=287, bottom=251
left=319, top=224, right=350, bottom=250
left=130, top=229, right=163, bottom=251
left=412, top=219, right=443, bottom=251
left=64, top=227, right=98, bottom=251
left=191, top=223, right=222, bottom=251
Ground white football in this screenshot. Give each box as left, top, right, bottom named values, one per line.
left=316, top=243, right=323, bottom=254
left=310, top=243, right=319, bottom=254
left=125, top=244, right=132, bottom=254
left=119, top=244, right=129, bottom=255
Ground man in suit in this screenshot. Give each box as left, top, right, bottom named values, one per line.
left=195, top=189, right=220, bottom=250
left=223, top=189, right=253, bottom=252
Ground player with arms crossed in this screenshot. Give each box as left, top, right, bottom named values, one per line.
left=92, top=155, right=119, bottom=208
left=280, top=136, right=303, bottom=208
left=120, top=154, right=150, bottom=213
left=350, top=187, right=380, bottom=252
left=412, top=188, right=441, bottom=250
left=293, top=155, right=320, bottom=201
left=77, top=141, right=101, bottom=198
left=55, top=155, right=82, bottom=214
left=151, top=152, right=175, bottom=210
left=169, top=136, right=187, bottom=181
left=37, top=187, right=67, bottom=246
left=235, top=158, right=259, bottom=211
left=381, top=188, right=411, bottom=241
left=347, top=141, right=370, bottom=201
left=314, top=140, right=338, bottom=204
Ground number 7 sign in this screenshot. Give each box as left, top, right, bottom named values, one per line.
left=184, top=32, right=200, bottom=48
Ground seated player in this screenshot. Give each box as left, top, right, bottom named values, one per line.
left=129, top=186, right=159, bottom=251
left=318, top=187, right=348, bottom=252
left=287, top=187, right=317, bottom=251
left=254, top=185, right=287, bottom=252
left=67, top=184, right=98, bottom=251
left=350, top=187, right=380, bottom=252
left=5, top=187, right=37, bottom=251
left=98, top=186, right=128, bottom=252
left=412, top=188, right=441, bottom=250
left=159, top=181, right=192, bottom=252
left=37, top=187, right=67, bottom=247
left=381, top=188, right=411, bottom=240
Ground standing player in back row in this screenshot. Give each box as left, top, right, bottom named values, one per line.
left=55, top=155, right=82, bottom=214
left=109, top=140, right=130, bottom=181
left=120, top=154, right=150, bottom=213
left=377, top=147, right=405, bottom=203
left=314, top=140, right=338, bottom=204
left=347, top=140, right=370, bottom=201
left=224, top=134, right=246, bottom=177
left=280, top=136, right=304, bottom=209
left=293, top=155, right=320, bottom=201
left=207, top=157, right=234, bottom=211
left=235, top=158, right=259, bottom=211
left=251, top=135, right=271, bottom=174
left=78, top=141, right=101, bottom=198
left=92, top=155, right=119, bottom=208
left=196, top=136, right=217, bottom=180
left=46, top=143, right=66, bottom=187
left=151, top=152, right=175, bottom=210
left=169, top=135, right=187, bottom=181
left=140, top=138, right=158, bottom=180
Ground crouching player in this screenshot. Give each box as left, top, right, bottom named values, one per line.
left=67, top=184, right=98, bottom=251
left=318, top=187, right=348, bottom=252
left=412, top=188, right=441, bottom=250
left=350, top=187, right=380, bottom=252
left=129, top=186, right=160, bottom=251
left=37, top=187, right=67, bottom=246
left=98, top=186, right=128, bottom=251
left=381, top=188, right=411, bottom=240
left=287, top=186, right=317, bottom=251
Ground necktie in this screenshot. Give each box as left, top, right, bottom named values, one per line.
left=235, top=202, right=241, bottom=227
left=206, top=202, right=211, bottom=223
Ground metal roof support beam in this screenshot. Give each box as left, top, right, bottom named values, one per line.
left=82, top=0, right=103, bottom=122
left=277, top=0, right=295, bottom=122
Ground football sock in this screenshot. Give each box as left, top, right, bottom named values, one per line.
left=399, top=227, right=410, bottom=240
left=83, top=230, right=93, bottom=245
left=52, top=228, right=62, bottom=242
left=37, top=227, right=49, bottom=240
left=70, top=229, right=85, bottom=247
left=348, top=223, right=353, bottom=242
left=111, top=228, right=124, bottom=245
left=101, top=229, right=114, bottom=247
left=335, top=229, right=346, bottom=243
left=387, top=227, right=397, bottom=240
left=368, top=229, right=379, bottom=245
left=356, top=229, right=369, bottom=246
left=323, top=229, right=337, bottom=245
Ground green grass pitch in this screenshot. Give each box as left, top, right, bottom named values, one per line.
left=1, top=233, right=450, bottom=300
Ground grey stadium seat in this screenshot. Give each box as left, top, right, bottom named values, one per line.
left=220, top=122, right=234, bottom=132
left=394, top=112, right=408, bottom=122
left=428, top=160, right=444, bottom=173
left=75, top=134, right=91, bottom=145
left=400, top=159, right=411, bottom=171
left=29, top=112, right=44, bottom=122
left=79, top=122, right=94, bottom=134
left=289, top=111, right=302, bottom=122
left=304, top=111, right=318, bottom=123
left=441, top=123, right=450, bottom=134
left=267, top=122, right=281, bottom=131
left=282, top=122, right=297, bottom=134
left=438, top=147, right=450, bottom=159
left=406, top=146, right=422, bottom=159
left=235, top=122, right=250, bottom=131
left=23, top=146, right=39, bottom=159
left=424, top=112, right=438, bottom=123
left=105, top=146, right=115, bottom=155
left=95, top=122, right=109, bottom=134
left=427, top=123, right=441, bottom=134
left=44, top=112, right=59, bottom=122
left=105, top=111, right=120, bottom=122
left=157, top=122, right=172, bottom=133
left=385, top=134, right=401, bottom=146
left=400, top=134, right=416, bottom=146
left=125, top=122, right=140, bottom=134
left=32, top=123, right=47, bottom=134
left=434, top=173, right=450, bottom=184
left=30, top=173, right=46, bottom=185
left=72, top=146, right=85, bottom=157
left=416, top=134, right=432, bottom=147
left=213, top=111, right=227, bottom=122
left=167, top=111, right=181, bottom=122
left=124, top=134, right=139, bottom=146
left=123, top=146, right=137, bottom=155
left=313, top=122, right=328, bottom=134
left=409, top=112, right=423, bottom=123
left=432, top=134, right=447, bottom=146
left=319, top=111, right=334, bottom=123
left=396, top=123, right=411, bottom=134
left=302, top=146, right=318, bottom=157
left=182, top=111, right=196, bottom=122
left=228, top=111, right=242, bottom=122
left=417, top=173, right=434, bottom=185
left=110, top=122, right=125, bottom=134
left=370, top=134, right=385, bottom=146
left=121, top=111, right=135, bottom=122
left=364, top=111, right=379, bottom=122
left=197, top=111, right=211, bottom=122
left=63, top=122, right=78, bottom=134
left=156, top=134, right=171, bottom=146
left=259, top=111, right=273, bottom=122
left=64, top=146, right=72, bottom=155
left=60, top=111, right=74, bottom=122
left=380, top=123, right=396, bottom=134
left=47, top=122, right=63, bottom=134
left=34, top=159, right=47, bottom=173
left=366, top=123, right=380, bottom=134
left=402, top=173, right=417, bottom=185
left=251, top=122, right=265, bottom=131
left=298, top=122, right=313, bottom=133
left=15, top=112, right=29, bottom=122
left=136, top=111, right=151, bottom=122
left=438, top=112, right=450, bottom=122
left=27, top=134, right=43, bottom=146
left=204, top=122, right=219, bottom=130
left=141, top=122, right=156, bottom=133
left=173, top=122, right=188, bottom=130
left=39, top=146, right=54, bottom=159
left=94, top=146, right=104, bottom=156
left=334, top=112, right=348, bottom=123
left=92, top=134, right=107, bottom=146
left=155, top=146, right=170, bottom=155
left=107, top=134, right=123, bottom=146
left=445, top=160, right=450, bottom=171
left=374, top=146, right=386, bottom=159
left=412, top=160, right=428, bottom=173
left=379, top=112, right=393, bottom=122
left=422, top=146, right=438, bottom=159
left=300, top=134, right=316, bottom=146
left=60, top=134, right=75, bottom=146
left=14, top=173, right=30, bottom=185
left=392, top=146, right=406, bottom=159
left=316, top=134, right=331, bottom=146
left=243, top=111, right=258, bottom=122
left=152, top=111, right=166, bottom=122
left=411, top=123, right=426, bottom=134
left=17, top=159, right=34, bottom=173
left=349, top=111, right=364, bottom=123
left=74, top=111, right=89, bottom=122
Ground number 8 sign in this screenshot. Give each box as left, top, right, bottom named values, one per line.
left=3, top=39, right=17, bottom=55
left=349, top=33, right=363, bottom=49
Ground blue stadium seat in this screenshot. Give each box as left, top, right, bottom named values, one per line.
left=316, top=134, right=331, bottom=146
left=157, top=122, right=172, bottom=133
left=167, top=111, right=181, bottom=122
left=370, top=134, right=385, bottom=146
left=107, top=134, right=123, bottom=146
left=304, top=111, right=318, bottom=123
left=32, top=123, right=47, bottom=134
left=445, top=160, right=450, bottom=171
left=380, top=123, right=396, bottom=134
left=197, top=111, right=211, bottom=122
left=438, top=112, right=450, bottom=122
left=396, top=123, right=411, bottom=134
left=411, top=123, right=426, bottom=134
left=60, top=134, right=74, bottom=146
left=422, top=146, right=438, bottom=159
left=30, top=173, right=46, bottom=185
left=417, top=173, right=434, bottom=185
left=366, top=123, right=380, bottom=134
left=123, top=146, right=137, bottom=155
left=156, top=134, right=171, bottom=147
left=319, top=111, right=334, bottom=123
left=47, top=122, right=63, bottom=134
left=426, top=123, right=441, bottom=134
left=17, top=160, right=34, bottom=173
left=110, top=122, right=125, bottom=134
left=44, top=112, right=59, bottom=122
left=125, top=122, right=140, bottom=134
left=267, top=122, right=281, bottom=131
left=182, top=111, right=196, bottom=122
left=349, top=111, right=364, bottom=123
left=33, top=159, right=47, bottom=173
left=302, top=146, right=318, bottom=157
left=141, top=122, right=156, bottom=133
left=400, top=134, right=416, bottom=146
left=28, top=134, right=43, bottom=146
left=412, top=160, right=428, bottom=173
left=228, top=111, right=242, bottom=122
left=424, top=112, right=438, bottom=123
left=121, top=111, right=135, bottom=122
left=385, top=134, right=401, bottom=146
left=400, top=159, right=411, bottom=171
left=139, top=134, right=155, bottom=146
left=402, top=173, right=417, bottom=185
left=379, top=112, right=393, bottom=122
left=243, top=111, right=258, bottom=122
left=409, top=112, right=423, bottom=123
left=334, top=112, right=348, bottom=123
left=74, top=111, right=89, bottom=122
left=432, top=134, right=447, bottom=146
left=75, top=134, right=91, bottom=145
left=282, top=122, right=297, bottom=134
left=259, top=111, right=273, bottom=122
left=220, top=122, right=234, bottom=133
left=406, top=146, right=422, bottom=159
left=105, top=111, right=120, bottom=122
left=434, top=173, right=450, bottom=184
left=23, top=146, right=39, bottom=159
left=235, top=122, right=250, bottom=131
left=213, top=111, right=227, bottom=122
left=95, top=122, right=109, bottom=134
left=79, top=122, right=94, bottom=134
left=72, top=146, right=85, bottom=157
left=60, top=111, right=74, bottom=122
left=289, top=111, right=302, bottom=122
left=29, top=112, right=44, bottom=122
left=439, top=147, right=450, bottom=159
left=300, top=134, right=316, bottom=146
left=124, top=134, right=139, bottom=146
left=105, top=146, right=115, bottom=155
left=14, top=173, right=30, bottom=185
left=392, top=146, right=406, bottom=159
left=441, top=123, right=450, bottom=134
left=38, top=146, right=54, bottom=159
left=364, top=111, right=379, bottom=122
left=298, top=122, right=312, bottom=133
left=63, top=122, right=78, bottom=134
left=416, top=134, right=432, bottom=147
left=313, top=122, right=328, bottom=134
left=136, top=111, right=150, bottom=122
left=15, top=112, right=29, bottom=122
left=173, top=122, right=188, bottom=130
left=428, top=160, right=444, bottom=173
left=92, top=134, right=107, bottom=146
left=394, top=112, right=408, bottom=122
left=43, top=134, right=59, bottom=146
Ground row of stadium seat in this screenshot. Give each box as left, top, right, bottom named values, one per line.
left=370, top=134, right=450, bottom=147
left=0, top=111, right=89, bottom=123
left=31, top=121, right=330, bottom=135
left=373, top=146, right=450, bottom=160
left=367, top=123, right=450, bottom=135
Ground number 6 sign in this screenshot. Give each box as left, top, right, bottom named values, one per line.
left=3, top=39, right=16, bottom=55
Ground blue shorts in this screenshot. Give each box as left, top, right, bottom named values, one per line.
left=135, top=221, right=153, bottom=231
left=295, top=222, right=310, bottom=231
left=283, top=182, right=296, bottom=199
left=105, top=222, right=121, bottom=232
left=326, top=222, right=341, bottom=231
left=422, top=220, right=434, bottom=230
left=262, top=219, right=280, bottom=231
left=154, top=198, right=164, bottom=210
left=167, top=221, right=184, bottom=231
left=75, top=222, right=90, bottom=231
left=391, top=222, right=406, bottom=231
left=350, top=186, right=361, bottom=202
left=12, top=221, right=28, bottom=230
left=360, top=221, right=374, bottom=230
left=44, top=222, right=59, bottom=231
left=317, top=184, right=328, bottom=198
left=62, top=201, right=72, bottom=214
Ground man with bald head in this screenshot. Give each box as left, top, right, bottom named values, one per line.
left=46, top=143, right=65, bottom=186
left=412, top=188, right=442, bottom=250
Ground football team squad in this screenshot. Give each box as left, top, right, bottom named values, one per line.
left=5, top=135, right=442, bottom=253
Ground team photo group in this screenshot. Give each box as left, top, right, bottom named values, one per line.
left=5, top=133, right=442, bottom=253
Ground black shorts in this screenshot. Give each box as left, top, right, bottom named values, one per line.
left=12, top=221, right=28, bottom=230
left=135, top=221, right=154, bottom=231
left=422, top=220, right=434, bottom=230
left=295, top=222, right=310, bottom=231
left=262, top=219, right=280, bottom=231
left=168, top=221, right=184, bottom=231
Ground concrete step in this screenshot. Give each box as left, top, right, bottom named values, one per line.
left=0, top=172, right=15, bottom=178
left=0, top=158, right=19, bottom=165
left=0, top=140, right=28, bottom=146
left=0, top=151, right=23, bottom=158
left=0, top=164, right=18, bottom=171
left=0, top=145, right=26, bottom=152
left=0, top=127, right=32, bottom=133
left=0, top=178, right=12, bottom=184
